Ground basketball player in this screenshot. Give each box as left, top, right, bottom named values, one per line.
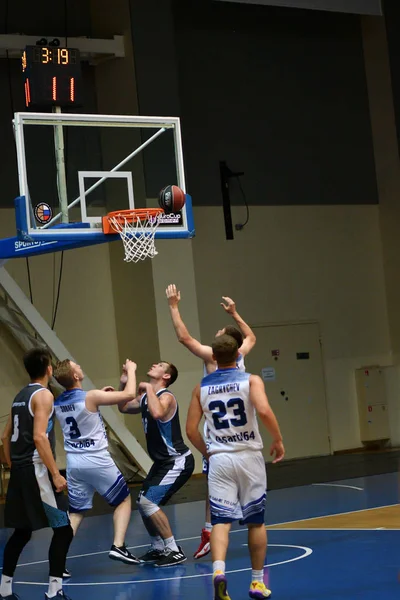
left=119, top=360, right=194, bottom=567
left=166, top=283, right=256, bottom=558
left=53, top=358, right=140, bottom=566
left=0, top=347, right=73, bottom=600
left=186, top=335, right=285, bottom=600
left=166, top=284, right=256, bottom=375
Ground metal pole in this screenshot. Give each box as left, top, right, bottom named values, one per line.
left=52, top=106, right=69, bottom=223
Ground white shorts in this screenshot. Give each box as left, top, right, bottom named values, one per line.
left=66, top=451, right=130, bottom=512
left=208, top=450, right=267, bottom=525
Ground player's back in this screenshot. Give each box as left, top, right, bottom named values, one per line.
left=200, top=368, right=263, bottom=455
left=54, top=388, right=108, bottom=454
left=10, top=383, right=53, bottom=467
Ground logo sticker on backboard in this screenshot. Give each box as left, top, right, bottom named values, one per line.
left=149, top=212, right=183, bottom=227
left=34, top=202, right=53, bottom=225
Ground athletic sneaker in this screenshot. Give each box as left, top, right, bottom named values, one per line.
left=249, top=581, right=272, bottom=599
left=213, top=570, right=231, bottom=600
left=154, top=546, right=187, bottom=567
left=63, top=569, right=71, bottom=579
left=193, top=528, right=211, bottom=559
left=138, top=548, right=164, bottom=563
left=109, top=544, right=141, bottom=565
left=0, top=594, right=21, bottom=599
left=45, top=591, right=73, bottom=599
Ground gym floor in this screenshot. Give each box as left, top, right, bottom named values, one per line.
left=0, top=470, right=399, bottom=599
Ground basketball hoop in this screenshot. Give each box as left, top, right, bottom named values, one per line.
left=102, top=208, right=164, bottom=263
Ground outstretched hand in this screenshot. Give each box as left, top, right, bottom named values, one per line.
left=166, top=284, right=181, bottom=307
left=221, top=296, right=236, bottom=315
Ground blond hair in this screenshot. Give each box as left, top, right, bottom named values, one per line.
left=54, top=359, right=75, bottom=389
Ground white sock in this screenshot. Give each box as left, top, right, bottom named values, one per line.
left=252, top=569, right=264, bottom=583
left=0, top=575, right=13, bottom=597
left=164, top=535, right=179, bottom=552
left=213, top=560, right=225, bottom=574
left=150, top=535, right=165, bottom=551
left=47, top=576, right=62, bottom=597
left=204, top=522, right=213, bottom=532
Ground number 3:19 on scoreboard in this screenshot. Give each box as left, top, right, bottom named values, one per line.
left=22, top=45, right=83, bottom=109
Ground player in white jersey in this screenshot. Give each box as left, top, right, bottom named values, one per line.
left=166, top=284, right=256, bottom=558
left=53, top=358, right=140, bottom=568
left=186, top=334, right=285, bottom=600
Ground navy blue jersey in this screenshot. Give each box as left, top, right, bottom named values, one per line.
left=141, top=388, right=189, bottom=462
left=10, top=384, right=54, bottom=468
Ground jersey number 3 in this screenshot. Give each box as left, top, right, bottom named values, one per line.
left=66, top=416, right=81, bottom=439
left=209, top=398, right=248, bottom=430
left=10, top=414, right=20, bottom=442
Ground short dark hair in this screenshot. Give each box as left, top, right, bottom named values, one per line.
left=224, top=326, right=243, bottom=348
left=212, top=334, right=239, bottom=366
left=163, top=361, right=178, bottom=387
left=23, top=347, right=52, bottom=380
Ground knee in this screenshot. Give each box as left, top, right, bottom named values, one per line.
left=53, top=524, right=74, bottom=546
left=137, top=493, right=160, bottom=518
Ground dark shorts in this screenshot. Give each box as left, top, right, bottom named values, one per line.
left=141, top=452, right=194, bottom=506
left=5, top=462, right=69, bottom=531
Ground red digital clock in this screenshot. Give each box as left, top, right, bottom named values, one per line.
left=22, top=46, right=83, bottom=109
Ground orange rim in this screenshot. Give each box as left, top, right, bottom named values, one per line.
left=102, top=208, right=164, bottom=234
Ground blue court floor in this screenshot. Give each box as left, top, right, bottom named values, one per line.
left=1, top=472, right=399, bottom=599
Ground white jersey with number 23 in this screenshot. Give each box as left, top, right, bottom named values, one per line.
left=200, top=368, right=263, bottom=455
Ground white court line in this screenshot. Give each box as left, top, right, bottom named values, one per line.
left=9, top=502, right=398, bottom=570
left=14, top=544, right=312, bottom=587
left=263, top=528, right=398, bottom=531
left=10, top=535, right=201, bottom=568
left=266, top=503, right=399, bottom=528
left=312, top=483, right=364, bottom=491
left=7, top=528, right=249, bottom=569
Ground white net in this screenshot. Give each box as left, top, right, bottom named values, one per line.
left=108, top=212, right=160, bottom=263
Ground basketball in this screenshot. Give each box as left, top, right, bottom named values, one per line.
left=158, top=185, right=186, bottom=214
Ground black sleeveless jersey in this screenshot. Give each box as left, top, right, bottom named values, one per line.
left=10, top=383, right=54, bottom=468
left=140, top=388, right=189, bottom=462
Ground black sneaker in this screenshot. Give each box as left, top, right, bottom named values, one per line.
left=154, top=546, right=187, bottom=568
left=138, top=548, right=164, bottom=564
left=63, top=569, right=71, bottom=578
left=109, top=544, right=141, bottom=565
left=45, top=591, right=73, bottom=599
left=0, top=594, right=21, bottom=599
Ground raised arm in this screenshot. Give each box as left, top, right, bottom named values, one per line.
left=1, top=414, right=12, bottom=467
left=221, top=297, right=256, bottom=356
left=32, top=389, right=67, bottom=492
left=87, top=360, right=138, bottom=411
left=249, top=374, right=285, bottom=463
left=118, top=362, right=142, bottom=414
left=186, top=384, right=208, bottom=458
left=143, top=383, right=176, bottom=421
left=166, top=284, right=213, bottom=363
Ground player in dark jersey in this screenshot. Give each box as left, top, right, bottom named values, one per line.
left=119, top=360, right=194, bottom=567
left=0, top=347, right=73, bottom=600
